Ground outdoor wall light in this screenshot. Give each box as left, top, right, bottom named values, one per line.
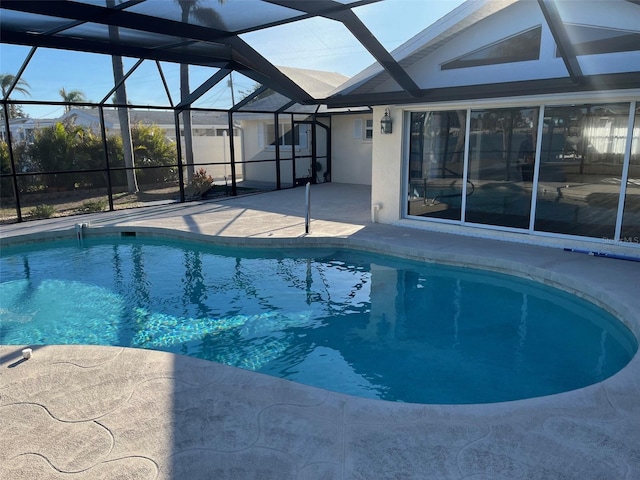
left=380, top=108, right=392, bottom=134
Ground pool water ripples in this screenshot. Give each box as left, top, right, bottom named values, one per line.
left=1, top=236, right=636, bottom=404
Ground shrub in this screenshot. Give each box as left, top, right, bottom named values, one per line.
left=132, top=122, right=178, bottom=185
left=77, top=199, right=107, bottom=213
left=30, top=204, right=56, bottom=219
left=190, top=168, right=213, bottom=190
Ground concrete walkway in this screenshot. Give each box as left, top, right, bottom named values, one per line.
left=1, top=183, right=639, bottom=479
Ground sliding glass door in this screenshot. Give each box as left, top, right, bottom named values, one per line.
left=465, top=107, right=539, bottom=229
left=534, top=104, right=629, bottom=238
left=408, top=110, right=466, bottom=221
left=406, top=101, right=639, bottom=244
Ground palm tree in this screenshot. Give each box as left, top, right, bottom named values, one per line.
left=177, top=0, right=224, bottom=184
left=0, top=73, right=31, bottom=119
left=106, top=0, right=138, bottom=193
left=178, top=0, right=198, bottom=184
left=59, top=87, right=87, bottom=113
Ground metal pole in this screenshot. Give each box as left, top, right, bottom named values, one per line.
left=3, top=103, right=22, bottom=221
left=305, top=182, right=311, bottom=234
left=98, top=105, right=114, bottom=211
left=228, top=110, right=237, bottom=196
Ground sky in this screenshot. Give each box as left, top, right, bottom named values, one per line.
left=0, top=0, right=465, bottom=119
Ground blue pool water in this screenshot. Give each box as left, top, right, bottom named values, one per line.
left=0, top=235, right=636, bottom=404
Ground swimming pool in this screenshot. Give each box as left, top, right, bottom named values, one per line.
left=1, top=234, right=636, bottom=404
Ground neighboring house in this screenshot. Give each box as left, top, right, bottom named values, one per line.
left=1, top=117, right=57, bottom=143
left=329, top=0, right=640, bottom=248
left=60, top=108, right=237, bottom=140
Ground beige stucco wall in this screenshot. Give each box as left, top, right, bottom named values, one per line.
left=239, top=119, right=312, bottom=186
left=330, top=114, right=373, bottom=186
left=371, top=106, right=403, bottom=223
left=191, top=136, right=242, bottom=182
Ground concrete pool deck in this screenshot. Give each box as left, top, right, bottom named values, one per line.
left=1, top=183, right=639, bottom=479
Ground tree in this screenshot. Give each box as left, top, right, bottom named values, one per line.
left=0, top=73, right=31, bottom=120
left=0, top=140, right=10, bottom=172
left=131, top=122, right=178, bottom=184
left=238, top=82, right=272, bottom=103
left=25, top=119, right=177, bottom=191
left=106, top=0, right=138, bottom=193
left=59, top=87, right=87, bottom=113
left=26, top=121, right=98, bottom=190
left=0, top=140, right=14, bottom=198
left=176, top=0, right=224, bottom=184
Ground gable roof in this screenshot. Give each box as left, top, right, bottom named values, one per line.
left=278, top=67, right=349, bottom=99
left=326, top=0, right=640, bottom=107
left=233, top=66, right=352, bottom=114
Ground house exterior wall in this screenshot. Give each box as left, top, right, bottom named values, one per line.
left=371, top=105, right=403, bottom=223
left=402, top=2, right=562, bottom=91
left=363, top=0, right=640, bottom=253
left=371, top=90, right=640, bottom=253
left=331, top=113, right=373, bottom=185
left=240, top=120, right=274, bottom=184
left=239, top=118, right=312, bottom=187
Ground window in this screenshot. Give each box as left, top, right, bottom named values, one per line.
left=193, top=128, right=214, bottom=136
left=559, top=24, right=640, bottom=57
left=353, top=118, right=373, bottom=140
left=262, top=123, right=307, bottom=148
left=216, top=128, right=238, bottom=136
left=442, top=26, right=541, bottom=70
left=365, top=119, right=374, bottom=140
left=466, top=106, right=539, bottom=229
left=621, top=104, right=640, bottom=243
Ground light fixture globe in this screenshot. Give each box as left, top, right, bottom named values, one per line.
left=380, top=108, right=392, bottom=134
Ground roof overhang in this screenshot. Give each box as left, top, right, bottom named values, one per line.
left=324, top=72, right=640, bottom=108
left=325, top=0, right=640, bottom=108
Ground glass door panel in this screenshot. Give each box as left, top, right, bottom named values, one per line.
left=407, top=110, right=466, bottom=221
left=466, top=107, right=539, bottom=229
left=534, top=103, right=630, bottom=238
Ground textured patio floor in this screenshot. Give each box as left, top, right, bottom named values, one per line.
left=1, top=183, right=639, bottom=479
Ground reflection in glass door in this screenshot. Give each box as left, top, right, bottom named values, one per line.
left=534, top=103, right=630, bottom=238
left=621, top=104, right=640, bottom=243
left=465, top=107, right=539, bottom=229
left=407, top=110, right=467, bottom=221
left=406, top=102, right=638, bottom=245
